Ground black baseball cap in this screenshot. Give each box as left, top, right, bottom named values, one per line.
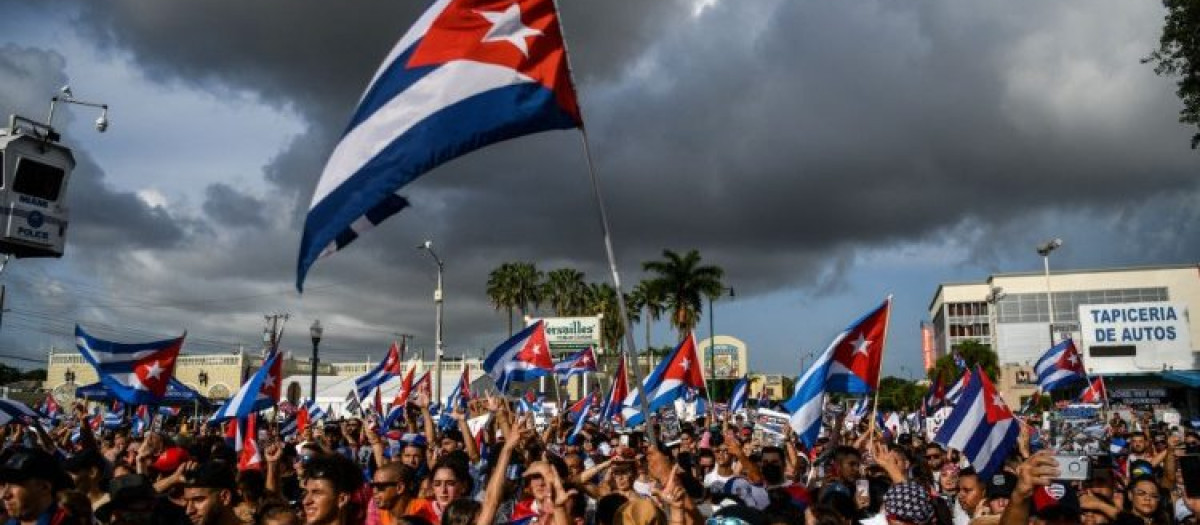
left=986, top=472, right=1017, bottom=499
left=0, top=447, right=73, bottom=491
left=95, top=474, right=157, bottom=522
left=63, top=448, right=105, bottom=473
left=183, top=462, right=236, bottom=491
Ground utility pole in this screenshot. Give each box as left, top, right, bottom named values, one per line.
left=263, top=313, right=290, bottom=351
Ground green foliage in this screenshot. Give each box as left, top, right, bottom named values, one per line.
left=1146, top=0, right=1200, bottom=148
left=0, top=365, right=44, bottom=386
left=641, top=249, right=725, bottom=340
left=542, top=268, right=589, bottom=316
left=486, top=262, right=543, bottom=335
left=926, top=339, right=1000, bottom=383
left=876, top=376, right=926, bottom=411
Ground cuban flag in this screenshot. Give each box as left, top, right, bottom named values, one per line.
left=620, top=334, right=706, bottom=426
left=306, top=400, right=327, bottom=423
left=75, top=325, right=186, bottom=405
left=484, top=321, right=553, bottom=392
left=1019, top=389, right=1042, bottom=414
left=103, top=411, right=124, bottom=429
left=728, top=376, right=749, bottom=413
left=42, top=393, right=61, bottom=421
left=1077, top=376, right=1107, bottom=403
left=296, top=0, right=582, bottom=290
left=945, top=370, right=970, bottom=406
left=1110, top=436, right=1127, bottom=455
left=131, top=405, right=150, bottom=435
left=933, top=367, right=1019, bottom=478
left=1034, top=339, right=1086, bottom=392
left=280, top=414, right=299, bottom=439
left=567, top=393, right=595, bottom=444
left=783, top=297, right=891, bottom=448
left=953, top=351, right=968, bottom=374
left=922, top=374, right=946, bottom=416
left=210, top=350, right=282, bottom=423
left=848, top=398, right=870, bottom=422
left=238, top=413, right=263, bottom=471
left=354, top=341, right=404, bottom=401
left=554, top=347, right=597, bottom=384
left=438, top=365, right=473, bottom=429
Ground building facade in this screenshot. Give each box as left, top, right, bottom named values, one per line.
left=929, top=263, right=1200, bottom=413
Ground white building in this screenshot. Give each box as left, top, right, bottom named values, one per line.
left=929, top=263, right=1200, bottom=413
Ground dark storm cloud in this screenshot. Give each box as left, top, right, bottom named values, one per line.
left=8, top=0, right=1194, bottom=362
left=202, top=183, right=267, bottom=228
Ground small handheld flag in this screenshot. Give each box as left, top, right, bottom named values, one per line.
left=483, top=321, right=553, bottom=392
left=1034, top=339, right=1086, bottom=392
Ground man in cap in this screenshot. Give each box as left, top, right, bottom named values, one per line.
left=0, top=447, right=75, bottom=525
left=182, top=463, right=241, bottom=525
left=984, top=472, right=1017, bottom=515
left=96, top=473, right=188, bottom=525
left=63, top=448, right=108, bottom=511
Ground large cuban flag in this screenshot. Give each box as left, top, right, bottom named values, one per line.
left=621, top=334, right=706, bottom=426
left=783, top=297, right=891, bottom=448
left=483, top=320, right=553, bottom=392
left=75, top=325, right=186, bottom=405
left=933, top=367, right=1019, bottom=478
left=354, top=341, right=404, bottom=401
left=297, top=0, right=582, bottom=290
left=727, top=376, right=749, bottom=413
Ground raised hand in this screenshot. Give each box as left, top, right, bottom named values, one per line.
left=264, top=442, right=283, bottom=464
left=1014, top=451, right=1060, bottom=497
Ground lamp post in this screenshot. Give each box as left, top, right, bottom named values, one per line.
left=706, top=287, right=735, bottom=394
left=310, top=319, right=323, bottom=402
left=63, top=369, right=75, bottom=384
left=198, top=370, right=209, bottom=387
left=418, top=240, right=445, bottom=402
left=1036, top=238, right=1063, bottom=346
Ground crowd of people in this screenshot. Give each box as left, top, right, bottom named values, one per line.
left=0, top=393, right=1198, bottom=525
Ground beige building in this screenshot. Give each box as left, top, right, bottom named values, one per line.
left=47, top=349, right=487, bottom=413
left=929, top=263, right=1200, bottom=415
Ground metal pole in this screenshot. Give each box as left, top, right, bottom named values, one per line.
left=1043, top=255, right=1055, bottom=346
left=708, top=295, right=715, bottom=394
left=310, top=339, right=319, bottom=402
left=434, top=255, right=445, bottom=403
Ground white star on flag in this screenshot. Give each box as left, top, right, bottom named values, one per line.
left=849, top=334, right=872, bottom=356
left=531, top=344, right=542, bottom=356
left=145, top=361, right=163, bottom=380
left=680, top=358, right=690, bottom=371
left=475, top=3, right=543, bottom=57
left=991, top=393, right=1007, bottom=408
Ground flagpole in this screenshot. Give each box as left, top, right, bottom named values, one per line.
left=552, top=2, right=656, bottom=444
left=868, top=295, right=894, bottom=442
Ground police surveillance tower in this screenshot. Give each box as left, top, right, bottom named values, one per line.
left=0, top=86, right=108, bottom=258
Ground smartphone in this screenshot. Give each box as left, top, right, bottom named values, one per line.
left=619, top=434, right=630, bottom=447
left=1179, top=455, right=1200, bottom=497
left=856, top=479, right=870, bottom=499
left=1052, top=455, right=1090, bottom=481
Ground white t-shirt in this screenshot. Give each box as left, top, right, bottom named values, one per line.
left=704, top=470, right=735, bottom=490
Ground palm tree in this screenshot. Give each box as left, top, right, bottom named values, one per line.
left=486, top=263, right=519, bottom=335
left=542, top=268, right=588, bottom=316
left=642, top=249, right=725, bottom=341
left=585, top=282, right=623, bottom=352
left=508, top=262, right=543, bottom=321
left=626, top=279, right=665, bottom=374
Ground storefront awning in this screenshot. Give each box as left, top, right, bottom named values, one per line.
left=1163, top=370, right=1200, bottom=388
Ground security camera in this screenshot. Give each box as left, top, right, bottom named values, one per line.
left=420, top=240, right=433, bottom=250
left=1050, top=238, right=1063, bottom=249
left=60, top=85, right=73, bottom=98
left=95, top=115, right=108, bottom=133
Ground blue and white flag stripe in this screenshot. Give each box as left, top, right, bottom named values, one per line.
left=354, top=357, right=396, bottom=402
left=484, top=322, right=548, bottom=392
left=211, top=351, right=280, bottom=423
left=1033, top=339, right=1084, bottom=392
left=728, top=377, right=749, bottom=413
left=933, top=372, right=1018, bottom=478
left=0, top=400, right=42, bottom=426
left=305, top=400, right=327, bottom=422
left=782, top=343, right=835, bottom=449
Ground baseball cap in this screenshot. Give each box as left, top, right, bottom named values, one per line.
left=151, top=447, right=191, bottom=473
left=883, top=482, right=935, bottom=524
left=183, top=462, right=236, bottom=491
left=986, top=472, right=1017, bottom=499
left=95, top=474, right=156, bottom=522
left=1129, top=459, right=1155, bottom=479
left=63, top=448, right=105, bottom=473
left=1032, top=482, right=1081, bottom=520
left=0, top=447, right=73, bottom=491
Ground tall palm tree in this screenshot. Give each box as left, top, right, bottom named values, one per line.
left=642, top=249, right=725, bottom=341
left=586, top=282, right=623, bottom=352
left=509, top=262, right=543, bottom=321
left=627, top=280, right=665, bottom=353
left=486, top=263, right=519, bottom=335
left=542, top=268, right=588, bottom=316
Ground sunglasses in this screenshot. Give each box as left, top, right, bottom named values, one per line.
left=370, top=481, right=399, bottom=490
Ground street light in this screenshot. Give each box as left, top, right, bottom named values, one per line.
left=63, top=369, right=75, bottom=384
left=1036, top=238, right=1063, bottom=346
left=418, top=240, right=445, bottom=402
left=310, top=319, right=323, bottom=402
left=198, top=370, right=209, bottom=387
left=707, top=287, right=735, bottom=393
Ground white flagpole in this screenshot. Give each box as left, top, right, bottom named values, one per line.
left=554, top=2, right=656, bottom=445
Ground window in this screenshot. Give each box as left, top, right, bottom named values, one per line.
left=12, top=157, right=64, bottom=201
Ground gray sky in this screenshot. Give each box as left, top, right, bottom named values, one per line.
left=0, top=0, right=1196, bottom=379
